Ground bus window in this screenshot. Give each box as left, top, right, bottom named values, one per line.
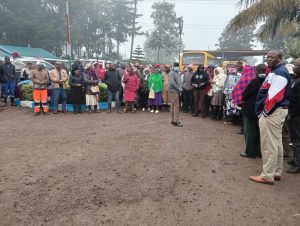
left=182, top=53, right=205, bottom=66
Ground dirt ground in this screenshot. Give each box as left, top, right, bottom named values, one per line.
left=0, top=106, right=300, bottom=226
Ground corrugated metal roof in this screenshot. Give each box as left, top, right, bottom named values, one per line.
left=0, top=45, right=59, bottom=60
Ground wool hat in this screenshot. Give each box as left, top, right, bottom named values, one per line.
left=286, top=64, right=295, bottom=75
left=173, top=62, right=179, bottom=67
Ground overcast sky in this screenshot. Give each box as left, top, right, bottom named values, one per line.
left=120, top=0, right=246, bottom=58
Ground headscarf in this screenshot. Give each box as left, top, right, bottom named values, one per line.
left=231, top=65, right=256, bottom=106
left=228, top=67, right=237, bottom=75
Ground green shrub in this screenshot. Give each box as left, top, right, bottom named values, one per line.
left=21, top=84, right=33, bottom=101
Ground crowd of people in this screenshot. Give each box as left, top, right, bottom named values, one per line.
left=1, top=49, right=300, bottom=182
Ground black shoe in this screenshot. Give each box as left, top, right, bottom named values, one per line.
left=236, top=131, right=244, bottom=135
left=174, top=122, right=183, bottom=127
left=192, top=114, right=199, bottom=117
left=286, top=166, right=300, bottom=174
left=171, top=121, right=175, bottom=125
left=287, top=159, right=296, bottom=166
left=240, top=152, right=256, bottom=159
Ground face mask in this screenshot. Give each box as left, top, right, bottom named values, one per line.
left=258, top=73, right=267, bottom=78
left=174, top=67, right=179, bottom=72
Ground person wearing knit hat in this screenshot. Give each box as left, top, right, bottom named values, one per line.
left=182, top=64, right=195, bottom=113
left=168, top=62, right=183, bottom=127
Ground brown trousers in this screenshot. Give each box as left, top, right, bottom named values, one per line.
left=170, top=92, right=180, bottom=123
left=194, top=89, right=205, bottom=114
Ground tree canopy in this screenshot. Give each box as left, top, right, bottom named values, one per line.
left=229, top=0, right=300, bottom=40
left=0, top=0, right=142, bottom=60
left=145, top=1, right=180, bottom=63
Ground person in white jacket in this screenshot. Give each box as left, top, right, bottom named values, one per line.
left=210, top=67, right=226, bottom=120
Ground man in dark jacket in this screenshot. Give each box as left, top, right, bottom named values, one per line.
left=103, top=63, right=122, bottom=114
left=240, top=64, right=266, bottom=158
left=286, top=59, right=300, bottom=173
left=191, top=64, right=209, bottom=117
left=0, top=56, right=16, bottom=106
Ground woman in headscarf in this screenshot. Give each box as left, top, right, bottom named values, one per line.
left=210, top=67, right=226, bottom=120
left=83, top=63, right=100, bottom=113
left=139, top=67, right=150, bottom=111
left=123, top=66, right=140, bottom=113
left=148, top=66, right=163, bottom=113
left=223, top=67, right=242, bottom=123
left=69, top=66, right=84, bottom=114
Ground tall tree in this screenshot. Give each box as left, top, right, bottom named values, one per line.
left=146, top=1, right=179, bottom=62
left=215, top=24, right=256, bottom=60
left=229, top=0, right=300, bottom=40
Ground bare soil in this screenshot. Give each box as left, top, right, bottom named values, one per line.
left=0, top=106, right=299, bottom=226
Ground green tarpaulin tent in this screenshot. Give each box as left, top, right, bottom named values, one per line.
left=0, top=45, right=59, bottom=61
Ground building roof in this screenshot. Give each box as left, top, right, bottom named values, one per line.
left=0, top=45, right=59, bottom=60
left=183, top=50, right=269, bottom=58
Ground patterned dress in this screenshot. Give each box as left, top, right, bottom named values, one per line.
left=224, top=73, right=241, bottom=116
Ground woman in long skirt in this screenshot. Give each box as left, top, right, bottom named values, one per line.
left=84, top=64, right=100, bottom=113
left=148, top=66, right=163, bottom=113
left=69, top=66, right=84, bottom=114
left=211, top=67, right=226, bottom=120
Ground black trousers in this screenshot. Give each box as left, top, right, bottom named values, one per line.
left=288, top=115, right=300, bottom=167
left=182, top=89, right=194, bottom=112
left=244, top=116, right=261, bottom=157
left=139, top=91, right=149, bottom=109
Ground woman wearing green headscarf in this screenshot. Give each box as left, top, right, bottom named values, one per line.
left=148, top=65, right=163, bottom=113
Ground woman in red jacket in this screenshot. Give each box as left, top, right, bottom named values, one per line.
left=123, top=66, right=140, bottom=113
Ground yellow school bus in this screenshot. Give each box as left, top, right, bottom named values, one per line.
left=180, top=50, right=218, bottom=71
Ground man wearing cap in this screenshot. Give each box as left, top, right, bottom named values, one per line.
left=31, top=63, right=49, bottom=116
left=0, top=56, right=16, bottom=106
left=168, top=62, right=183, bottom=127
left=182, top=64, right=194, bottom=113
left=50, top=62, right=68, bottom=114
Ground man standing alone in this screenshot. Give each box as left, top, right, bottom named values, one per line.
left=0, top=56, right=16, bottom=106
left=168, top=62, right=183, bottom=127
left=250, top=50, right=291, bottom=184
left=31, top=63, right=49, bottom=116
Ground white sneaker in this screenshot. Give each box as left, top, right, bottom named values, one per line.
left=150, top=109, right=154, bottom=113
left=148, top=108, right=151, bottom=111
left=155, top=110, right=159, bottom=113
left=142, top=108, right=145, bottom=112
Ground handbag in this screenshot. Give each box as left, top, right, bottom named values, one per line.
left=148, top=81, right=155, bottom=99
left=90, top=76, right=99, bottom=94
left=90, top=85, right=99, bottom=94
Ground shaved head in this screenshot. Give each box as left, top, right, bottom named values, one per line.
left=267, top=49, right=283, bottom=68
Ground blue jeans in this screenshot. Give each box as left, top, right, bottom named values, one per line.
left=1, top=80, right=15, bottom=97
left=107, top=90, right=120, bottom=107
left=51, top=88, right=67, bottom=111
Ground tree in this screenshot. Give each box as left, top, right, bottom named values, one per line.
left=0, top=0, right=142, bottom=60
left=131, top=45, right=146, bottom=63
left=215, top=25, right=256, bottom=61
left=229, top=0, right=300, bottom=41
left=146, top=1, right=179, bottom=62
